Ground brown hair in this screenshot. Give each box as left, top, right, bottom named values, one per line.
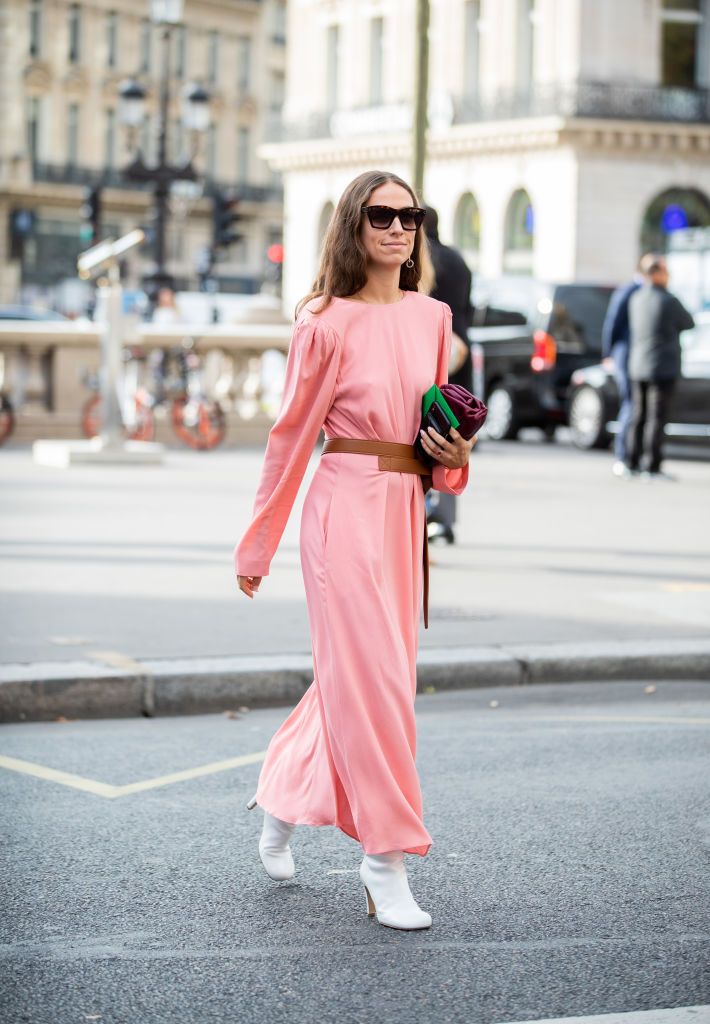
left=295, top=170, right=433, bottom=318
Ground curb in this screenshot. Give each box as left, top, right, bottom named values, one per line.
left=1, top=640, right=709, bottom=724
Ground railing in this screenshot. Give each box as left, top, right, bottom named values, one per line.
left=453, top=81, right=710, bottom=126
left=265, top=81, right=710, bottom=143
left=31, top=163, right=284, bottom=204
left=0, top=320, right=292, bottom=445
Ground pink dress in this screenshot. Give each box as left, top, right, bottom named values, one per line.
left=234, top=290, right=469, bottom=856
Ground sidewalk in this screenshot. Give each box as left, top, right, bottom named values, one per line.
left=1, top=439, right=709, bottom=721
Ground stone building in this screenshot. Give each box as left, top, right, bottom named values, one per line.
left=261, top=0, right=710, bottom=313
left=0, top=0, right=287, bottom=306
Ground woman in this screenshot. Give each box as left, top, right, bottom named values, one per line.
left=234, top=170, right=474, bottom=930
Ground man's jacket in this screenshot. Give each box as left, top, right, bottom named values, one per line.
left=628, top=284, right=695, bottom=382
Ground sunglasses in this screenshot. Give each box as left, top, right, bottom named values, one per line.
left=361, top=205, right=426, bottom=231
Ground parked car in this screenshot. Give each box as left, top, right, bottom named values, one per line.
left=468, top=278, right=615, bottom=439
left=0, top=305, right=68, bottom=321
left=567, top=312, right=710, bottom=449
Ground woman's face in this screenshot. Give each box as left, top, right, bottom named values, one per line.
left=359, top=182, right=417, bottom=271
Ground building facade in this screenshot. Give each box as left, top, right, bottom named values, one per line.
left=0, top=0, right=287, bottom=307
left=260, top=0, right=710, bottom=313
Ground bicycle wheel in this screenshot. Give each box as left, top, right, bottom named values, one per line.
left=0, top=395, right=14, bottom=445
left=81, top=394, right=155, bottom=441
left=171, top=396, right=226, bottom=450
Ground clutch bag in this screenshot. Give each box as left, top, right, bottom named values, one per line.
left=414, top=383, right=488, bottom=467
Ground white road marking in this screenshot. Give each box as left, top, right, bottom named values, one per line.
left=0, top=751, right=267, bottom=799
left=497, top=1005, right=710, bottom=1024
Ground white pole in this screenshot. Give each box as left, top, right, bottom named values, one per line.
left=99, top=260, right=124, bottom=448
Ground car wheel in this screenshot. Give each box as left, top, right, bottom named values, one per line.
left=485, top=386, right=519, bottom=441
left=569, top=385, right=610, bottom=450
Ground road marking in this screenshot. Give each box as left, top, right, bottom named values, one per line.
left=0, top=751, right=266, bottom=799
left=497, top=1004, right=710, bottom=1024
left=661, top=582, right=710, bottom=593
left=87, top=650, right=149, bottom=674
left=519, top=714, right=710, bottom=727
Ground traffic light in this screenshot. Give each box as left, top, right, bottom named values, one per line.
left=212, top=190, right=243, bottom=251
left=80, top=186, right=102, bottom=244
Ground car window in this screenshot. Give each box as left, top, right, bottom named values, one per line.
left=471, top=278, right=541, bottom=328
left=546, top=286, right=613, bottom=352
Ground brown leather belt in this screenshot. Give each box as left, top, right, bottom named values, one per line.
left=321, top=437, right=432, bottom=629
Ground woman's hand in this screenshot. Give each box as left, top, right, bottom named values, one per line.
left=419, top=424, right=476, bottom=468
left=237, top=575, right=263, bottom=599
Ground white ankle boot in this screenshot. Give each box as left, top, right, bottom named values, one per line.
left=246, top=793, right=295, bottom=881
left=359, top=851, right=432, bottom=930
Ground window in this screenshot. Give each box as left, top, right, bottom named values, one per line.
left=317, top=202, right=334, bottom=251
left=272, top=0, right=286, bottom=44
left=270, top=71, right=285, bottom=112
left=236, top=36, right=251, bottom=96
left=105, top=108, right=116, bottom=169
left=661, top=0, right=705, bottom=87
left=207, top=123, right=217, bottom=179
left=172, top=118, right=184, bottom=163
left=463, top=1, right=481, bottom=96
left=208, top=31, right=219, bottom=86
left=326, top=25, right=340, bottom=111
left=515, top=0, right=535, bottom=92
left=106, top=11, right=118, bottom=68
left=641, top=185, right=710, bottom=252
left=454, top=192, right=480, bottom=268
left=29, top=0, right=42, bottom=58
left=370, top=17, right=384, bottom=105
left=27, top=97, right=41, bottom=164
left=175, top=25, right=187, bottom=78
left=68, top=4, right=81, bottom=64
left=503, top=188, right=534, bottom=274
left=67, top=103, right=79, bottom=167
left=237, top=126, right=249, bottom=182
left=140, top=114, right=152, bottom=162
left=140, top=18, right=151, bottom=73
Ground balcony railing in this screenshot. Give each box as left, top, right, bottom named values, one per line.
left=265, top=82, right=710, bottom=144
left=31, top=163, right=283, bottom=203
left=454, top=81, right=710, bottom=125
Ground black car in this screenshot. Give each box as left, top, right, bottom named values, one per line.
left=567, top=313, right=710, bottom=449
left=469, top=278, right=614, bottom=439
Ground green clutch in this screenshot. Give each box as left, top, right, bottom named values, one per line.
left=421, top=384, right=460, bottom=428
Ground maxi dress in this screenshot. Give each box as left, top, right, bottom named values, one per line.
left=234, top=290, right=469, bottom=857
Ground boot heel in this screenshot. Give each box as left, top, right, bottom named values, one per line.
left=363, top=885, right=376, bottom=917
left=246, top=793, right=257, bottom=810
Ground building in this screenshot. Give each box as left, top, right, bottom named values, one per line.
left=260, top=0, right=710, bottom=313
left=0, top=0, right=287, bottom=307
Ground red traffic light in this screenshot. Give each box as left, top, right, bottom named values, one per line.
left=267, top=243, right=284, bottom=264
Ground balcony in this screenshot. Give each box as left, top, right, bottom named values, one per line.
left=453, top=81, right=710, bottom=126
left=265, top=82, right=710, bottom=144
left=31, top=164, right=283, bottom=203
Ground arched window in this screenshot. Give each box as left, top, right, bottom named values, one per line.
left=503, top=188, right=534, bottom=274
left=317, top=201, right=335, bottom=251
left=640, top=187, right=710, bottom=254
left=453, top=192, right=480, bottom=269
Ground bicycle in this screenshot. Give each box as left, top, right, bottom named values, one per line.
left=81, top=339, right=227, bottom=450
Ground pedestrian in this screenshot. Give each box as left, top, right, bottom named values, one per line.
left=234, top=170, right=474, bottom=930
left=423, top=205, right=473, bottom=544
left=601, top=260, right=644, bottom=477
left=626, top=253, right=694, bottom=480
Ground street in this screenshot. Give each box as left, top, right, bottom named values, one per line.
left=1, top=437, right=709, bottom=666
left=1, top=681, right=709, bottom=1024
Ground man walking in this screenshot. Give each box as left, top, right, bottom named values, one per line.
left=423, top=205, right=473, bottom=544
left=626, top=254, right=694, bottom=479
left=601, top=262, right=643, bottom=476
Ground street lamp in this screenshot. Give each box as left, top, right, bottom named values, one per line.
left=118, top=1, right=209, bottom=299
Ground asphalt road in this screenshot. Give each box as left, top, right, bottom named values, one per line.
left=1, top=438, right=709, bottom=667
left=1, top=681, right=709, bottom=1024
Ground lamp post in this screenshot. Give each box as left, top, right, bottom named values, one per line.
left=119, top=0, right=209, bottom=300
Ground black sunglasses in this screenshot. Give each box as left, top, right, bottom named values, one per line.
left=361, top=205, right=426, bottom=231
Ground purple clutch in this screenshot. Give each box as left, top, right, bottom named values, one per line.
left=439, top=384, right=488, bottom=439
left=415, top=383, right=487, bottom=467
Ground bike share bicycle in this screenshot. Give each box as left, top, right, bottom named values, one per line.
left=81, top=337, right=227, bottom=450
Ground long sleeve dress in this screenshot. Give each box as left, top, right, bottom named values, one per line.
left=234, top=290, right=469, bottom=857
